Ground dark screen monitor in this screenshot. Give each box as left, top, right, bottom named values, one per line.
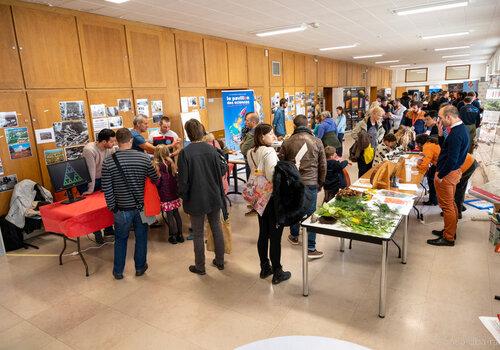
left=47, top=158, right=91, bottom=204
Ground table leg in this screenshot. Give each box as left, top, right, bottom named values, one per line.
left=379, top=241, right=388, bottom=318
left=340, top=238, right=345, bottom=252
left=302, top=226, right=309, bottom=297
left=59, top=236, right=67, bottom=265
left=402, top=214, right=408, bottom=264
left=233, top=164, right=239, bottom=193
left=77, top=237, right=89, bottom=277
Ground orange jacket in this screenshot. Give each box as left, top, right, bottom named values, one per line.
left=407, top=110, right=426, bottom=125
left=418, top=142, right=441, bottom=172
left=460, top=153, right=475, bottom=172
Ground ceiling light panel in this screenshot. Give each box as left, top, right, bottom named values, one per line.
left=254, top=23, right=307, bottom=37
left=422, top=31, right=470, bottom=39
left=434, top=45, right=470, bottom=51
left=353, top=54, right=383, bottom=59
left=319, top=43, right=358, bottom=51
left=392, top=1, right=468, bottom=16
left=442, top=53, right=470, bottom=58
left=375, top=60, right=400, bottom=64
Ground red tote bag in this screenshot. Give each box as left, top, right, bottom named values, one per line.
left=144, top=177, right=161, bottom=217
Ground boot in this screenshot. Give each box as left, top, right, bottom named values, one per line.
left=272, top=268, right=291, bottom=285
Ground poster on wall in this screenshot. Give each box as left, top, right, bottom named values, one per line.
left=180, top=110, right=201, bottom=140
left=6, top=127, right=29, bottom=145
left=284, top=92, right=295, bottom=120
left=136, top=99, right=149, bottom=117
left=35, top=128, right=55, bottom=144
left=92, top=118, right=109, bottom=131
left=44, top=148, right=66, bottom=165
left=199, top=96, right=206, bottom=109
left=106, top=106, right=119, bottom=118
left=295, top=92, right=306, bottom=115
left=118, top=99, right=132, bottom=112
left=254, top=95, right=265, bottom=122
left=108, top=116, right=123, bottom=129
left=271, top=92, right=280, bottom=113
left=9, top=143, right=32, bottom=160
left=463, top=80, right=479, bottom=93
left=222, top=90, right=255, bottom=152
left=65, top=145, right=84, bottom=161
left=0, top=111, right=18, bottom=128
left=180, top=97, right=189, bottom=113
left=306, top=91, right=315, bottom=120
left=0, top=174, right=17, bottom=192
left=53, top=120, right=89, bottom=147
left=59, top=101, right=85, bottom=121
left=90, top=104, right=106, bottom=119
left=151, top=100, right=163, bottom=117
left=0, top=157, right=3, bottom=176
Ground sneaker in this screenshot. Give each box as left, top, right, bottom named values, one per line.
left=176, top=234, right=185, bottom=243
left=113, top=272, right=123, bottom=280
left=272, top=269, right=291, bottom=285
left=308, top=250, right=324, bottom=259
left=212, top=259, right=224, bottom=271
left=136, top=263, right=148, bottom=276
left=245, top=209, right=258, bottom=216
left=187, top=233, right=194, bottom=241
left=189, top=265, right=206, bottom=275
left=260, top=265, right=273, bottom=279
left=287, top=235, right=299, bottom=245
left=168, top=236, right=177, bottom=244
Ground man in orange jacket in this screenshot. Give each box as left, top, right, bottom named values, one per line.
left=416, top=134, right=440, bottom=205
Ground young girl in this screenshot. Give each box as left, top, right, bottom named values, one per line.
left=153, top=145, right=184, bottom=244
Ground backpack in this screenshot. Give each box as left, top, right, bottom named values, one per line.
left=272, top=161, right=313, bottom=226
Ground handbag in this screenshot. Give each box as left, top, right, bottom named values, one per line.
left=242, top=151, right=273, bottom=216
left=111, top=153, right=157, bottom=225
left=363, top=144, right=375, bottom=164
left=206, top=214, right=232, bottom=254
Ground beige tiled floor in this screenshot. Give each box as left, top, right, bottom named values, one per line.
left=1, top=193, right=498, bottom=350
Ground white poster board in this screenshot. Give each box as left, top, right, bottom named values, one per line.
left=180, top=110, right=201, bottom=140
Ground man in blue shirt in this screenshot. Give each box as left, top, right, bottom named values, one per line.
left=272, top=98, right=287, bottom=140
left=428, top=105, right=469, bottom=247
left=459, top=97, right=481, bottom=153
left=131, top=115, right=156, bottom=154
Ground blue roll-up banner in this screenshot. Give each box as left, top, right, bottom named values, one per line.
left=222, top=90, right=255, bottom=152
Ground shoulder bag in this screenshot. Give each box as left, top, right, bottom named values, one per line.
left=242, top=151, right=273, bottom=216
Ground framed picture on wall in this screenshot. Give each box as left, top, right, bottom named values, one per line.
left=445, top=65, right=470, bottom=80
left=272, top=61, right=281, bottom=76
left=405, top=68, right=428, bottom=83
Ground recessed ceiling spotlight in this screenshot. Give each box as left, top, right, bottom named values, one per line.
left=375, top=60, right=400, bottom=64
left=442, top=53, right=470, bottom=58
left=319, top=43, right=359, bottom=51
left=353, top=54, right=383, bottom=59
left=421, top=31, right=470, bottom=39
left=434, top=45, right=470, bottom=51
left=392, top=0, right=468, bottom=16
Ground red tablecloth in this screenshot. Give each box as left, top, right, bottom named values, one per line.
left=40, top=192, right=114, bottom=238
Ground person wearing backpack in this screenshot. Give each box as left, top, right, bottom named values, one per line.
left=247, top=123, right=291, bottom=284
left=279, top=114, right=326, bottom=259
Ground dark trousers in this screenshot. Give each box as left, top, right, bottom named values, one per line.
left=357, top=156, right=373, bottom=178
left=455, top=161, right=478, bottom=215
left=191, top=209, right=224, bottom=271
left=336, top=133, right=344, bottom=157
left=257, top=200, right=284, bottom=272
left=164, top=208, right=182, bottom=236
left=426, top=165, right=438, bottom=205
left=113, top=209, right=148, bottom=275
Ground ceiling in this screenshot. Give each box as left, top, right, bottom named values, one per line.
left=25, top=0, right=500, bottom=67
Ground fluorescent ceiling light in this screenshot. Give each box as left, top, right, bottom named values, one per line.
left=375, top=60, right=400, bottom=64
left=442, top=53, right=470, bottom=58
left=446, top=59, right=470, bottom=63
left=434, top=45, right=470, bottom=51
left=421, top=31, right=470, bottom=39
left=392, top=0, right=468, bottom=16
left=390, top=64, right=411, bottom=68
left=319, top=44, right=358, bottom=51
left=353, top=54, right=383, bottom=59
left=105, top=0, right=129, bottom=3
left=255, top=23, right=307, bottom=37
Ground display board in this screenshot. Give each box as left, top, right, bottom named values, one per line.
left=222, top=90, right=254, bottom=151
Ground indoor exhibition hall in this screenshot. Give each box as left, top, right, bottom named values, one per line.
left=0, top=0, right=499, bottom=349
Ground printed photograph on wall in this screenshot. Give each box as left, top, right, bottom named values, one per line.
left=5, top=127, right=29, bottom=145
left=90, top=104, right=106, bottom=119
left=65, top=145, right=85, bottom=161
left=108, top=116, right=123, bottom=129
left=136, top=99, right=149, bottom=117
left=106, top=106, right=119, bottom=118
left=118, top=98, right=132, bottom=112
left=35, top=128, right=56, bottom=144
left=151, top=100, right=163, bottom=116
left=188, top=97, right=198, bottom=108
left=0, top=157, right=3, bottom=176
left=9, top=142, right=32, bottom=160
left=92, top=118, right=109, bottom=131
left=53, top=120, right=89, bottom=147
left=0, top=111, right=18, bottom=128
left=0, top=174, right=17, bottom=192
left=59, top=101, right=85, bottom=121
left=44, top=148, right=66, bottom=165
left=199, top=96, right=206, bottom=109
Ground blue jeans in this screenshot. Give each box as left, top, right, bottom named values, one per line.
left=113, top=209, right=148, bottom=275
left=290, top=185, right=318, bottom=251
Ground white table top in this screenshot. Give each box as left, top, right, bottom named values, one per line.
left=236, top=336, right=371, bottom=350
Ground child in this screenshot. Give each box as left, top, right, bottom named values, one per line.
left=373, top=133, right=397, bottom=166
left=153, top=145, right=184, bottom=244
left=424, top=111, right=439, bottom=137
left=323, top=146, right=348, bottom=203
left=415, top=134, right=441, bottom=206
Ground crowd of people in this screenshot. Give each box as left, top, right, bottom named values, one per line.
left=77, top=87, right=482, bottom=282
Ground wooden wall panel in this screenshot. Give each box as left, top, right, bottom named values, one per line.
left=126, top=25, right=167, bottom=88
left=325, top=59, right=333, bottom=87
left=164, top=30, right=179, bottom=88
left=13, top=7, right=84, bottom=88
left=317, top=58, right=326, bottom=87
left=332, top=61, right=339, bottom=87
left=305, top=55, right=317, bottom=87
left=227, top=42, right=248, bottom=87
left=175, top=32, right=206, bottom=87
left=179, top=87, right=207, bottom=128
left=247, top=46, right=266, bottom=87
left=338, top=61, right=347, bottom=87
left=86, top=90, right=134, bottom=131
left=27, top=90, right=89, bottom=191
left=251, top=86, right=270, bottom=124
left=78, top=19, right=131, bottom=88
left=203, top=38, right=229, bottom=88
left=294, top=54, right=305, bottom=86
left=0, top=5, right=24, bottom=89
left=0, top=91, right=42, bottom=215
left=283, top=52, right=295, bottom=86
left=268, top=49, right=283, bottom=87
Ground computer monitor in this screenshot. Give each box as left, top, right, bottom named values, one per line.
left=47, top=158, right=91, bottom=204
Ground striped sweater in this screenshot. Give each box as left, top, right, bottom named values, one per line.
left=101, top=149, right=158, bottom=211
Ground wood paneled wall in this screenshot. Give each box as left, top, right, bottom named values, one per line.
left=0, top=0, right=391, bottom=213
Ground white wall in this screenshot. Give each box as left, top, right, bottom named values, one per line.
left=391, top=62, right=486, bottom=91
